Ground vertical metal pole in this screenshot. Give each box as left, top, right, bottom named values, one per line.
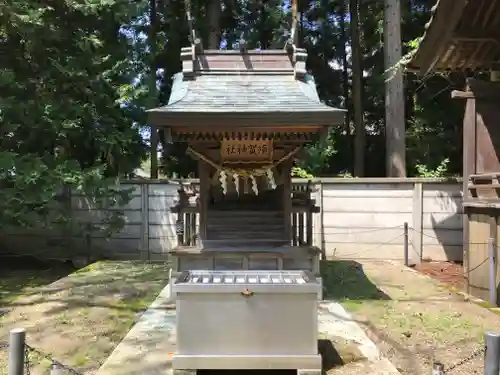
left=484, top=331, right=500, bottom=375
left=488, top=237, right=497, bottom=306
left=8, top=328, right=25, bottom=375
left=403, top=222, right=409, bottom=266
left=431, top=362, right=444, bottom=375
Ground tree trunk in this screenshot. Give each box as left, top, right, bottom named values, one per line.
left=350, top=0, right=365, bottom=177
left=207, top=0, right=221, bottom=49
left=339, top=2, right=351, bottom=160
left=149, top=0, right=158, bottom=179
left=384, top=0, right=406, bottom=177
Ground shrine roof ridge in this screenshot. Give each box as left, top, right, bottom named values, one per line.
left=178, top=44, right=306, bottom=77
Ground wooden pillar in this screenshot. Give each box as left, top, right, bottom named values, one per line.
left=198, top=161, right=209, bottom=244
left=383, top=0, right=406, bottom=177
left=452, top=85, right=476, bottom=293
left=150, top=126, right=159, bottom=179
left=282, top=159, right=293, bottom=245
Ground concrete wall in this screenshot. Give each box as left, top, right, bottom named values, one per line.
left=0, top=178, right=463, bottom=262
left=320, top=178, right=462, bottom=262
left=71, top=182, right=181, bottom=259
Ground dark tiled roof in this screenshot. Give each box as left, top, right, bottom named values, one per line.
left=147, top=48, right=345, bottom=126
left=407, top=0, right=500, bottom=75
left=158, top=72, right=340, bottom=113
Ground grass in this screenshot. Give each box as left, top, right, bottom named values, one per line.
left=0, top=259, right=169, bottom=375
left=321, top=259, right=478, bottom=337
left=320, top=259, right=491, bottom=373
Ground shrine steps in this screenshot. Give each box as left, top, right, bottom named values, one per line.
left=206, top=209, right=284, bottom=216
left=206, top=209, right=286, bottom=245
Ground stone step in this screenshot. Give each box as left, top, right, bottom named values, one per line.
left=201, top=239, right=289, bottom=248
left=207, top=222, right=284, bottom=229
left=207, top=224, right=284, bottom=231
left=207, top=210, right=283, bottom=218
left=207, top=216, right=283, bottom=226
left=207, top=234, right=285, bottom=241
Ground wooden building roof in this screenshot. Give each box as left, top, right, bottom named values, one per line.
left=407, top=0, right=500, bottom=75
left=147, top=46, right=345, bottom=127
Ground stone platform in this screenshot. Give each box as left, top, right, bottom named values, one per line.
left=95, top=284, right=400, bottom=375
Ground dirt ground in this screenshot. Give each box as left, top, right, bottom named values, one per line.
left=322, top=260, right=497, bottom=375
left=414, top=261, right=465, bottom=290
left=0, top=260, right=169, bottom=375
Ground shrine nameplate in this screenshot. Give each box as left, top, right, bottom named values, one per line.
left=220, top=139, right=273, bottom=163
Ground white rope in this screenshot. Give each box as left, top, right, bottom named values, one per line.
left=250, top=175, right=258, bottom=195
left=219, top=170, right=228, bottom=195
left=233, top=173, right=240, bottom=195
left=266, top=168, right=276, bottom=189
left=186, top=145, right=300, bottom=195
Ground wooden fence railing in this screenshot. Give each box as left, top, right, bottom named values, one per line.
left=468, top=173, right=500, bottom=201
left=171, top=180, right=319, bottom=247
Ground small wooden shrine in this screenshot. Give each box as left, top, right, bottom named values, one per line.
left=407, top=0, right=500, bottom=302
left=147, top=43, right=344, bottom=283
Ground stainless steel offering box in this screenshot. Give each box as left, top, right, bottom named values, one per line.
left=173, top=270, right=321, bottom=372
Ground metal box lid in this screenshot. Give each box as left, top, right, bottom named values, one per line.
left=173, top=270, right=320, bottom=294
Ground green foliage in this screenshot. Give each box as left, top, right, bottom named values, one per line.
left=415, top=158, right=450, bottom=178
left=291, top=167, right=314, bottom=179
left=1, top=0, right=467, bottom=234
left=0, top=0, right=148, bottom=233
left=296, top=133, right=337, bottom=177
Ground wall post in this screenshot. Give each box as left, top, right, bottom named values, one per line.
left=411, top=182, right=423, bottom=264
left=312, top=182, right=322, bottom=251
left=140, top=183, right=150, bottom=261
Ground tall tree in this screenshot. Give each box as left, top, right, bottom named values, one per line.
left=207, top=0, right=222, bottom=49
left=149, top=0, right=159, bottom=178
left=350, top=0, right=365, bottom=176
left=384, top=0, right=406, bottom=177
left=339, top=1, right=351, bottom=137
left=0, top=0, right=148, bottom=228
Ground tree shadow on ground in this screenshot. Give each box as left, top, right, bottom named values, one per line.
left=0, top=256, right=75, bottom=307
left=0, top=258, right=169, bottom=374
left=320, top=260, right=391, bottom=301
left=2, top=261, right=169, bottom=316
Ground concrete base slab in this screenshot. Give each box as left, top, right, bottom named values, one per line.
left=318, top=302, right=380, bottom=362
left=173, top=354, right=321, bottom=370
left=96, top=285, right=399, bottom=375
left=298, top=369, right=322, bottom=375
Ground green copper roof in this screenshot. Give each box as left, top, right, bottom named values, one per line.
left=147, top=47, right=345, bottom=126
left=159, top=72, right=340, bottom=113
